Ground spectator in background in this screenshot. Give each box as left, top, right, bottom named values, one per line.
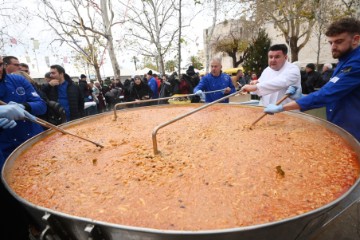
left=146, top=70, right=159, bottom=99
left=19, top=63, right=30, bottom=74
left=129, top=75, right=153, bottom=107
left=304, top=63, right=324, bottom=92
left=44, top=72, right=51, bottom=82
left=3, top=56, right=20, bottom=74
left=42, top=65, right=84, bottom=121
left=153, top=73, right=161, bottom=91
left=79, top=74, right=91, bottom=101
left=321, top=63, right=334, bottom=83
left=159, top=74, right=172, bottom=99
left=93, top=81, right=106, bottom=113
left=186, top=65, right=201, bottom=103
left=235, top=69, right=246, bottom=88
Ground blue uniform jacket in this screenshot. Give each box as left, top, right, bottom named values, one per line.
left=194, top=72, right=236, bottom=103
left=148, top=77, right=159, bottom=99
left=0, top=74, right=46, bottom=167
left=296, top=46, right=360, bottom=141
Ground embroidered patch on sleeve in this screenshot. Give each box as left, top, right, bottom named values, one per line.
left=31, top=92, right=40, bottom=97
left=330, top=76, right=340, bottom=83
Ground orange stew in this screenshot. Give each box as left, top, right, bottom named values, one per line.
left=6, top=105, right=360, bottom=230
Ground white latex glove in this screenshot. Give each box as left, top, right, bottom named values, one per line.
left=0, top=118, right=17, bottom=129
left=0, top=104, right=25, bottom=120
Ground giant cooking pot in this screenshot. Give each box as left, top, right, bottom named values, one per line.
left=2, top=104, right=360, bottom=240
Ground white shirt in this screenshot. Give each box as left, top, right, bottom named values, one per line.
left=255, top=61, right=301, bottom=106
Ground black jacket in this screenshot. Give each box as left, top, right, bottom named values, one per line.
left=305, top=71, right=324, bottom=93
left=42, top=75, right=85, bottom=121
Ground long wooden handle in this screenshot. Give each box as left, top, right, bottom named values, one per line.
left=0, top=100, right=104, bottom=148
left=249, top=94, right=290, bottom=130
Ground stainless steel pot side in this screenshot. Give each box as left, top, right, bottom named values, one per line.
left=2, top=105, right=360, bottom=240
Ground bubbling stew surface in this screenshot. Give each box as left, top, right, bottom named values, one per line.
left=7, top=105, right=360, bottom=230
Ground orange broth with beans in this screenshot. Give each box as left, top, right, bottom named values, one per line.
left=6, top=105, right=360, bottom=230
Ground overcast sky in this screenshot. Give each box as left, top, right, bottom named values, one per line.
left=2, top=0, right=239, bottom=77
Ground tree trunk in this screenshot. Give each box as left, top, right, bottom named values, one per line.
left=94, top=62, right=102, bottom=82
left=205, top=0, right=218, bottom=73
left=100, top=0, right=121, bottom=79
left=178, top=0, right=182, bottom=76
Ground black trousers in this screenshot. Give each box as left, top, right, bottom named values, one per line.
left=0, top=181, right=31, bottom=240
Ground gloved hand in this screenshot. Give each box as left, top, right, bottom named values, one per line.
left=8, top=101, right=25, bottom=109
left=194, top=90, right=203, bottom=96
left=0, top=104, right=25, bottom=120
left=0, top=118, right=17, bottom=129
left=264, top=104, right=284, bottom=114
left=8, top=101, right=37, bottom=121
left=286, top=86, right=302, bottom=100
left=24, top=111, right=37, bottom=121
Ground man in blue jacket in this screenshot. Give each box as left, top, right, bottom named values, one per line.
left=0, top=56, right=46, bottom=165
left=0, top=56, right=46, bottom=240
left=146, top=70, right=159, bottom=99
left=194, top=57, right=236, bottom=103
left=264, top=18, right=360, bottom=142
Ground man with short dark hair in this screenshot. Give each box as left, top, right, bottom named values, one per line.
left=241, top=44, right=301, bottom=106
left=42, top=65, right=84, bottom=121
left=265, top=17, right=360, bottom=142
left=0, top=55, right=46, bottom=239
left=3, top=56, right=20, bottom=74
left=19, top=63, right=30, bottom=74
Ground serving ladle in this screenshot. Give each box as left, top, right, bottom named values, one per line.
left=0, top=100, right=104, bottom=148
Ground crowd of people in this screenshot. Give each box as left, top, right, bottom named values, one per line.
left=0, top=16, right=359, bottom=239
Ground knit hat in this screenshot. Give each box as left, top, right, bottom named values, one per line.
left=186, top=65, right=195, bottom=76
left=147, top=70, right=153, bottom=75
left=306, top=63, right=315, bottom=71
left=80, top=74, right=86, bottom=79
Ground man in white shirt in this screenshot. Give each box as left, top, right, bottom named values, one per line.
left=241, top=44, right=301, bottom=106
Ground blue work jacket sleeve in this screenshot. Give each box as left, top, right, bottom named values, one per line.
left=193, top=76, right=208, bottom=93
left=296, top=56, right=360, bottom=111
left=21, top=77, right=47, bottom=116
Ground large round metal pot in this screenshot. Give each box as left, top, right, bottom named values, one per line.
left=2, top=104, right=360, bottom=240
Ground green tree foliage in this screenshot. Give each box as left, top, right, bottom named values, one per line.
left=242, top=29, right=271, bottom=76
left=165, top=60, right=176, bottom=72
left=213, top=29, right=250, bottom=68
left=142, top=56, right=158, bottom=72
left=189, top=56, right=203, bottom=70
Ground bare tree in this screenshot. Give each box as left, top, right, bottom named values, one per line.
left=204, top=0, right=218, bottom=73
left=0, top=1, right=31, bottom=52
left=241, top=0, right=321, bottom=62
left=121, top=0, right=179, bottom=75
left=87, top=0, right=121, bottom=78
left=38, top=0, right=107, bottom=81
left=313, top=0, right=359, bottom=68
left=38, top=0, right=123, bottom=80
